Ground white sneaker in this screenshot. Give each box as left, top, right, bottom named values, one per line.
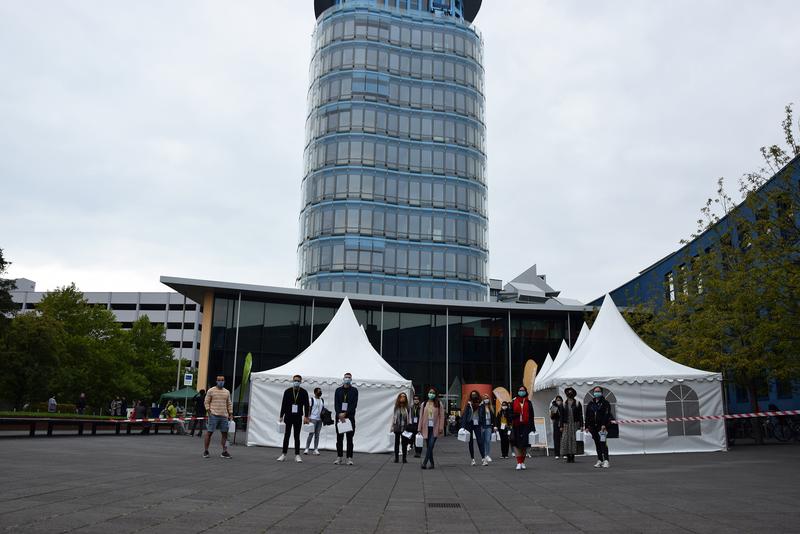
left=334, top=457, right=341, bottom=465
left=486, top=456, right=492, bottom=463
left=295, top=455, right=303, bottom=463
left=526, top=452, right=532, bottom=458
left=555, top=456, right=561, bottom=459
left=303, top=449, right=309, bottom=455
left=313, top=449, right=320, bottom=455
left=602, top=460, right=610, bottom=468
left=471, top=459, right=476, bottom=466
left=276, top=454, right=286, bottom=462
left=515, top=463, right=522, bottom=471
left=594, top=460, right=603, bottom=468
left=481, top=458, right=488, bottom=466
left=521, top=463, right=527, bottom=470
left=347, top=459, right=353, bottom=466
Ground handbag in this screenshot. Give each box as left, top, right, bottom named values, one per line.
left=320, top=407, right=333, bottom=426
left=457, top=428, right=470, bottom=442
left=576, top=429, right=584, bottom=441
left=415, top=434, right=424, bottom=448
left=336, top=418, right=353, bottom=433
left=491, top=431, right=499, bottom=442
left=275, top=421, right=285, bottom=434
left=528, top=431, right=539, bottom=444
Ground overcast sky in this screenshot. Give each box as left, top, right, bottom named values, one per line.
left=1, top=1, right=798, bottom=303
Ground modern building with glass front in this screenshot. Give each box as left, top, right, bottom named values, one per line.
left=298, top=0, right=489, bottom=301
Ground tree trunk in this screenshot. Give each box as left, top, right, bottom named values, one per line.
left=748, top=383, right=764, bottom=445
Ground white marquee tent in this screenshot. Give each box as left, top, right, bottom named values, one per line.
left=246, top=298, right=413, bottom=453
left=533, top=295, right=726, bottom=455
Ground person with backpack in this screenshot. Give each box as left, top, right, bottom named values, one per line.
left=304, top=387, right=324, bottom=455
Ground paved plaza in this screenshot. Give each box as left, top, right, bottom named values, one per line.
left=0, top=434, right=798, bottom=533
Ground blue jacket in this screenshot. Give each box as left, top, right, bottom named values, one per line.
left=334, top=385, right=358, bottom=418
left=462, top=403, right=494, bottom=430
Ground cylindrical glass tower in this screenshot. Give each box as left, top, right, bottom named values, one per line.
left=298, top=0, right=488, bottom=301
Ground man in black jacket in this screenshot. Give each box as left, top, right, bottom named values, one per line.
left=585, top=386, right=612, bottom=468
left=334, top=372, right=358, bottom=465
left=277, top=375, right=310, bottom=463
left=190, top=389, right=206, bottom=437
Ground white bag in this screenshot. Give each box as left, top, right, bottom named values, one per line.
left=389, top=432, right=396, bottom=447
left=402, top=431, right=413, bottom=439
left=576, top=429, right=584, bottom=441
left=337, top=419, right=353, bottom=433
left=276, top=421, right=285, bottom=434
left=227, top=420, right=236, bottom=435
left=491, top=431, right=500, bottom=442
left=302, top=423, right=315, bottom=433
left=415, top=434, right=424, bottom=448
left=457, top=428, right=470, bottom=442
left=528, top=431, right=539, bottom=444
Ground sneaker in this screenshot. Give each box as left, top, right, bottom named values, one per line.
left=521, top=463, right=527, bottom=470
left=555, top=456, right=561, bottom=459
left=203, top=450, right=210, bottom=459
left=334, top=457, right=341, bottom=465
left=277, top=454, right=286, bottom=462
left=295, top=455, right=303, bottom=463
left=313, top=449, right=320, bottom=456
left=515, top=463, right=522, bottom=471
left=471, top=459, right=476, bottom=466
left=486, top=456, right=492, bottom=463
left=481, top=458, right=488, bottom=466
left=221, top=451, right=232, bottom=459
left=594, top=460, right=603, bottom=468
left=602, top=460, right=610, bottom=468
left=303, top=449, right=309, bottom=455
left=347, top=459, right=354, bottom=465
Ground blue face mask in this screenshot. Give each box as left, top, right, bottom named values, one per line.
left=216, top=381, right=224, bottom=388
left=343, top=378, right=352, bottom=385
left=593, top=391, right=602, bottom=398
left=518, top=390, right=527, bottom=397
left=293, top=381, right=301, bottom=388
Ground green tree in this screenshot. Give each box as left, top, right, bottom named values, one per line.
left=126, top=316, right=180, bottom=402
left=644, top=104, right=800, bottom=432
left=0, top=248, right=16, bottom=333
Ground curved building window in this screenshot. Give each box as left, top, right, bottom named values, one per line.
left=666, top=385, right=701, bottom=436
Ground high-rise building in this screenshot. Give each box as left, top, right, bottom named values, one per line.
left=298, top=0, right=488, bottom=301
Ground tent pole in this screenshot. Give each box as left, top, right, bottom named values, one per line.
left=231, top=292, right=242, bottom=418
left=310, top=298, right=315, bottom=344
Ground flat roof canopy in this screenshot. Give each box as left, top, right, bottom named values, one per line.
left=314, top=0, right=482, bottom=22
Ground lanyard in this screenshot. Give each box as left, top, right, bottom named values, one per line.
left=292, top=389, right=299, bottom=403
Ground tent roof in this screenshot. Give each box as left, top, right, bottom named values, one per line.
left=251, top=297, right=411, bottom=388
left=159, top=387, right=198, bottom=401
left=537, top=322, right=590, bottom=389
left=537, top=354, right=554, bottom=381
left=540, top=295, right=721, bottom=387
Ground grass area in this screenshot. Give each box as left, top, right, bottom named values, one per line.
left=0, top=411, right=120, bottom=420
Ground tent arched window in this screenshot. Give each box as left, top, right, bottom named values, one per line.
left=666, top=384, right=701, bottom=436
left=583, top=387, right=617, bottom=417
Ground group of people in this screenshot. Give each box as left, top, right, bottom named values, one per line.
left=549, top=386, right=613, bottom=468
left=109, top=396, right=128, bottom=417
left=46, top=393, right=88, bottom=414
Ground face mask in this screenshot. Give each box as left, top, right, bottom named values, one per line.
left=502, top=405, right=508, bottom=410
left=343, top=378, right=352, bottom=385
left=518, top=390, right=527, bottom=397
left=414, top=399, right=420, bottom=404
left=216, top=381, right=224, bottom=388
left=556, top=400, right=563, bottom=405
left=428, top=393, right=436, bottom=400
left=483, top=399, right=489, bottom=404
left=293, top=381, right=300, bottom=388
left=593, top=391, right=602, bottom=398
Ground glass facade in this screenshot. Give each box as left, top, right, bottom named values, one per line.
left=298, top=0, right=489, bottom=301
left=207, top=292, right=581, bottom=411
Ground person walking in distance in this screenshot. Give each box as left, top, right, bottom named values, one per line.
left=410, top=395, right=423, bottom=458
left=511, top=385, right=534, bottom=471
left=390, top=392, right=412, bottom=463
left=47, top=395, right=57, bottom=413
left=278, top=375, right=310, bottom=463
left=304, top=387, right=324, bottom=455
left=203, top=375, right=233, bottom=459
left=76, top=393, right=87, bottom=415
left=461, top=391, right=486, bottom=466
left=480, top=393, right=496, bottom=464
left=497, top=401, right=512, bottom=459
left=190, top=389, right=206, bottom=437
left=418, top=388, right=444, bottom=470
left=559, top=388, right=583, bottom=463
left=334, top=372, right=358, bottom=465
left=585, top=386, right=612, bottom=468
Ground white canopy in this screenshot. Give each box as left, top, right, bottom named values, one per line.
left=536, top=354, right=554, bottom=384
left=246, top=298, right=412, bottom=453
left=535, top=339, right=570, bottom=388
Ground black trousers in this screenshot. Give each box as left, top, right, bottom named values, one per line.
left=552, top=424, right=562, bottom=456
left=189, top=416, right=204, bottom=435
left=282, top=418, right=302, bottom=455
left=336, top=416, right=355, bottom=458
left=393, top=431, right=410, bottom=459
left=589, top=428, right=609, bottom=461
left=499, top=428, right=510, bottom=457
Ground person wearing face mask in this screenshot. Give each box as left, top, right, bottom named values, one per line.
left=278, top=375, right=311, bottom=462
left=390, top=393, right=412, bottom=463
left=304, top=387, right=324, bottom=456
left=511, top=385, right=534, bottom=470
left=480, top=393, right=496, bottom=464
left=497, top=401, right=513, bottom=458
left=203, top=375, right=233, bottom=459
left=410, top=395, right=423, bottom=457
left=550, top=395, right=564, bottom=459
left=418, top=388, right=444, bottom=469
left=334, top=372, right=358, bottom=465
left=461, top=390, right=487, bottom=466
left=585, top=386, right=612, bottom=468
left=558, top=388, right=583, bottom=463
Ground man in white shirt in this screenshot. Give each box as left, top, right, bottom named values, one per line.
left=304, top=387, right=324, bottom=455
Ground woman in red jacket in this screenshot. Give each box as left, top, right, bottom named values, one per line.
left=511, top=385, right=534, bottom=470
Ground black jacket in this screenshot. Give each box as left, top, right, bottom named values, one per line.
left=557, top=401, right=583, bottom=427
left=334, top=386, right=358, bottom=417
left=280, top=387, right=310, bottom=420
left=585, top=397, right=612, bottom=429
left=193, top=393, right=206, bottom=416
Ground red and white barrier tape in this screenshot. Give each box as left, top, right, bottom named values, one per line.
left=114, top=415, right=249, bottom=424
left=613, top=409, right=800, bottom=425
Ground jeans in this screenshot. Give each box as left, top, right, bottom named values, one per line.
left=336, top=416, right=355, bottom=458
left=589, top=428, right=609, bottom=461
left=282, top=418, right=302, bottom=455
left=207, top=414, right=229, bottom=433
left=481, top=427, right=493, bottom=457
left=423, top=433, right=437, bottom=466
left=467, top=427, right=485, bottom=459
left=393, top=431, right=410, bottom=459
left=305, top=419, right=322, bottom=450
